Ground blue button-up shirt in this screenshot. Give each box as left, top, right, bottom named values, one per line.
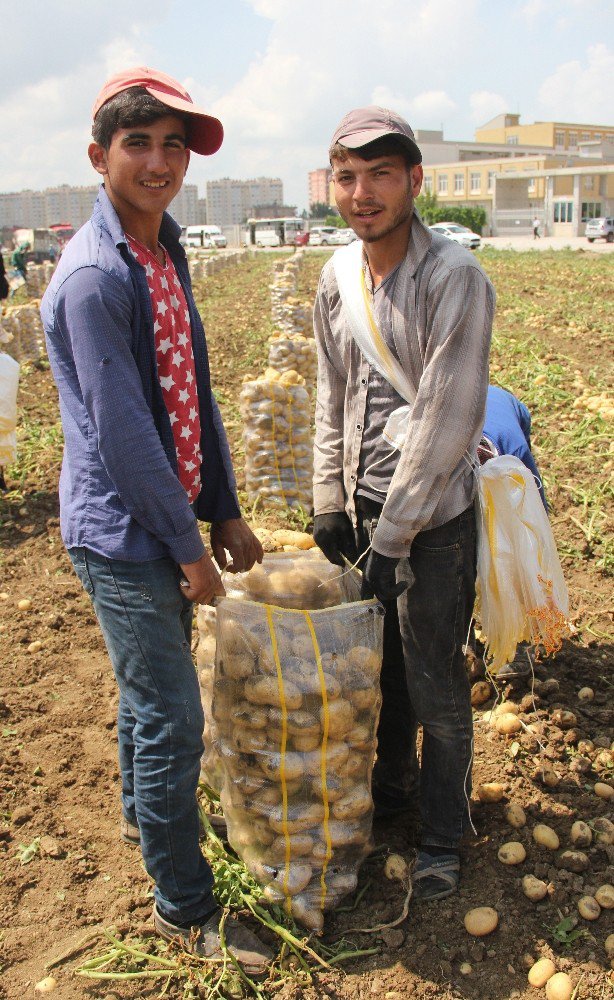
left=41, top=186, right=240, bottom=564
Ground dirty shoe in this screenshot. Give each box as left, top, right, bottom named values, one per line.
left=153, top=903, right=272, bottom=978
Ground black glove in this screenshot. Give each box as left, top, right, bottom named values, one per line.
left=313, top=512, right=358, bottom=567
left=361, top=550, right=410, bottom=602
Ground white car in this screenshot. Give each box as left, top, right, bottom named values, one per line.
left=429, top=223, right=481, bottom=249
left=328, top=228, right=357, bottom=245
left=308, top=226, right=338, bottom=246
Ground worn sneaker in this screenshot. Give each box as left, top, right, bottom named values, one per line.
left=497, top=644, right=533, bottom=682
left=153, top=903, right=273, bottom=978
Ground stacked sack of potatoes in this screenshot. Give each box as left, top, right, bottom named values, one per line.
left=210, top=551, right=383, bottom=932
left=189, top=251, right=244, bottom=281
left=1, top=304, right=45, bottom=363
left=240, top=370, right=313, bottom=511
left=25, top=263, right=56, bottom=298
left=267, top=331, right=317, bottom=388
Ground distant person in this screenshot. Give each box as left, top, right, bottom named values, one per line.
left=532, top=217, right=541, bottom=240
left=11, top=242, right=29, bottom=283
left=41, top=66, right=271, bottom=976
left=0, top=252, right=9, bottom=301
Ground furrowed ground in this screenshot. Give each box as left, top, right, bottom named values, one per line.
left=0, top=248, right=612, bottom=1000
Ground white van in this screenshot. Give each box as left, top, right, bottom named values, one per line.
left=182, top=225, right=227, bottom=249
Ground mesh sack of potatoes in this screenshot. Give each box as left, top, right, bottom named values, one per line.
left=195, top=604, right=225, bottom=792
left=1, top=304, right=45, bottom=363
left=241, top=372, right=313, bottom=511
left=267, top=332, right=317, bottom=385
left=214, top=594, right=384, bottom=932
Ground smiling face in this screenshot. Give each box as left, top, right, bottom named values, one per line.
left=332, top=151, right=423, bottom=246
left=88, top=114, right=190, bottom=233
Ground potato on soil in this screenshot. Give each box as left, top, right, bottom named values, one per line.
left=471, top=680, right=492, bottom=706
left=577, top=895, right=601, bottom=920
left=556, top=850, right=589, bottom=873
left=464, top=907, right=499, bottom=936
left=594, top=781, right=614, bottom=800
left=384, top=854, right=409, bottom=881
left=477, top=782, right=505, bottom=803
left=504, top=803, right=527, bottom=828
left=577, top=686, right=594, bottom=701
left=522, top=875, right=549, bottom=901
left=498, top=841, right=526, bottom=865
left=595, top=884, right=614, bottom=909
left=605, top=933, right=614, bottom=959
left=550, top=708, right=577, bottom=729
left=533, top=824, right=559, bottom=850
left=545, top=972, right=574, bottom=1000
left=593, top=817, right=614, bottom=845
left=495, top=712, right=522, bottom=735
left=570, top=820, right=592, bottom=847
left=528, top=957, right=556, bottom=987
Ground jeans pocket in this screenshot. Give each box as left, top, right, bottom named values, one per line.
left=68, top=546, right=95, bottom=598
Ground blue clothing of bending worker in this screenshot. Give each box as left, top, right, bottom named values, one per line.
left=480, top=385, right=547, bottom=509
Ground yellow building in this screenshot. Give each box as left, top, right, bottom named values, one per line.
left=475, top=113, right=614, bottom=152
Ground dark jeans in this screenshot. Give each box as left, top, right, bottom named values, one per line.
left=356, top=500, right=476, bottom=850
left=68, top=547, right=216, bottom=925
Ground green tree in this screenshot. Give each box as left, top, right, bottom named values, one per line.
left=309, top=202, right=332, bottom=219
left=324, top=214, right=347, bottom=228
left=415, top=191, right=486, bottom=235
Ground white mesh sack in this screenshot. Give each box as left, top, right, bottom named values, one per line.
left=214, top=593, right=384, bottom=933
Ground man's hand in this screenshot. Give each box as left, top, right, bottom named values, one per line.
left=361, top=550, right=412, bottom=603
left=179, top=552, right=226, bottom=605
left=313, top=512, right=358, bottom=567
left=210, top=518, right=264, bottom=574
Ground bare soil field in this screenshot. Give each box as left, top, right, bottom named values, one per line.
left=0, top=248, right=612, bottom=1000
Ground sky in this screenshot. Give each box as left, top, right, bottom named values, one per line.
left=1, top=0, right=613, bottom=213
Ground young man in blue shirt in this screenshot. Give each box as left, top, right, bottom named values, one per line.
left=41, top=67, right=271, bottom=975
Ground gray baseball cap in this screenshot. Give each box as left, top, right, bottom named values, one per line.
left=330, top=106, right=422, bottom=164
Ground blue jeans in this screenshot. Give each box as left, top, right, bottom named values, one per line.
left=356, top=500, right=476, bottom=850
left=68, top=547, right=216, bottom=925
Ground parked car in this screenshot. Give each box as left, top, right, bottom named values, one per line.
left=429, top=223, right=481, bottom=249
left=328, top=228, right=357, bottom=245
left=309, top=226, right=338, bottom=246
left=585, top=217, right=614, bottom=243
left=294, top=231, right=310, bottom=246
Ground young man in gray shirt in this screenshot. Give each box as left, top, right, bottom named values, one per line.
left=313, top=107, right=494, bottom=900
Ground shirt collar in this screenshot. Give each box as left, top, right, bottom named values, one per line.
left=361, top=208, right=433, bottom=291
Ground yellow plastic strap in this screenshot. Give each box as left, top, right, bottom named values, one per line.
left=265, top=605, right=292, bottom=913
left=359, top=266, right=400, bottom=386
left=266, top=384, right=287, bottom=506
left=302, top=611, right=332, bottom=910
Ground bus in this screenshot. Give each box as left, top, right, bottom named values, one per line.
left=243, top=217, right=305, bottom=248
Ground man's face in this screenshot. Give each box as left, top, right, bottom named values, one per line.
left=332, top=152, right=423, bottom=245
left=88, top=114, right=190, bottom=223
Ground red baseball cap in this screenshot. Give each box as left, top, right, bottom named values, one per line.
left=92, top=66, right=223, bottom=156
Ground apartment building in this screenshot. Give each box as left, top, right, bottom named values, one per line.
left=475, top=113, right=614, bottom=152
left=421, top=116, right=614, bottom=236
left=308, top=168, right=332, bottom=208
left=205, top=177, right=284, bottom=226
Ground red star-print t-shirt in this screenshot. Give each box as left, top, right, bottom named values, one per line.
left=126, top=235, right=202, bottom=502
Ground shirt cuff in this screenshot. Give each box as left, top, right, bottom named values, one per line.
left=162, top=519, right=206, bottom=565
left=371, top=515, right=417, bottom=558
left=313, top=482, right=346, bottom=515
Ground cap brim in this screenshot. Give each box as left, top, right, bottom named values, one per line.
left=144, top=86, right=223, bottom=155
left=333, top=127, right=421, bottom=164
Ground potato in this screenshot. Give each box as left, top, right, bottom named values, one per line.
left=230, top=702, right=268, bottom=730
left=594, top=781, right=614, bottom=800
left=323, top=871, right=358, bottom=900
left=270, top=529, right=316, bottom=550
left=595, top=884, right=614, bottom=909
left=504, top=803, right=527, bottom=829
left=528, top=957, right=556, bottom=987
left=304, top=741, right=350, bottom=776
left=545, top=973, right=574, bottom=1000
left=332, top=787, right=372, bottom=821
left=570, top=820, right=592, bottom=848
left=556, top=850, right=589, bottom=873
left=259, top=750, right=304, bottom=782
left=522, top=874, right=549, bottom=901
left=347, top=722, right=374, bottom=751
left=243, top=564, right=272, bottom=601
left=576, top=738, right=594, bottom=755
left=291, top=893, right=324, bottom=933
left=346, top=645, right=381, bottom=676
left=311, top=772, right=345, bottom=802
left=320, top=698, right=355, bottom=739
left=495, top=713, right=522, bottom=735
left=269, top=802, right=325, bottom=835
left=234, top=728, right=267, bottom=754
left=223, top=622, right=260, bottom=657
left=265, top=863, right=313, bottom=898
left=535, top=765, right=561, bottom=788
left=593, top=817, right=614, bottom=846
left=292, top=731, right=321, bottom=752
left=463, top=907, right=499, bottom=936
left=269, top=707, right=320, bottom=738
left=605, top=933, right=614, bottom=959
left=245, top=675, right=302, bottom=710
left=34, top=977, right=58, bottom=993
left=471, top=681, right=492, bottom=706
left=292, top=666, right=342, bottom=701
left=477, top=782, right=505, bottom=803
left=493, top=700, right=521, bottom=717
left=577, top=687, right=594, bottom=701
left=384, top=854, right=409, bottom=881
left=498, top=841, right=526, bottom=865
left=533, top=824, right=560, bottom=850
left=578, top=895, right=601, bottom=920
left=221, top=652, right=255, bottom=681
left=270, top=833, right=313, bottom=859
left=252, top=818, right=275, bottom=846
left=550, top=709, right=577, bottom=729
left=349, top=686, right=380, bottom=711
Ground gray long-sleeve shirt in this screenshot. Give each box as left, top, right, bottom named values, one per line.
left=313, top=211, right=495, bottom=559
